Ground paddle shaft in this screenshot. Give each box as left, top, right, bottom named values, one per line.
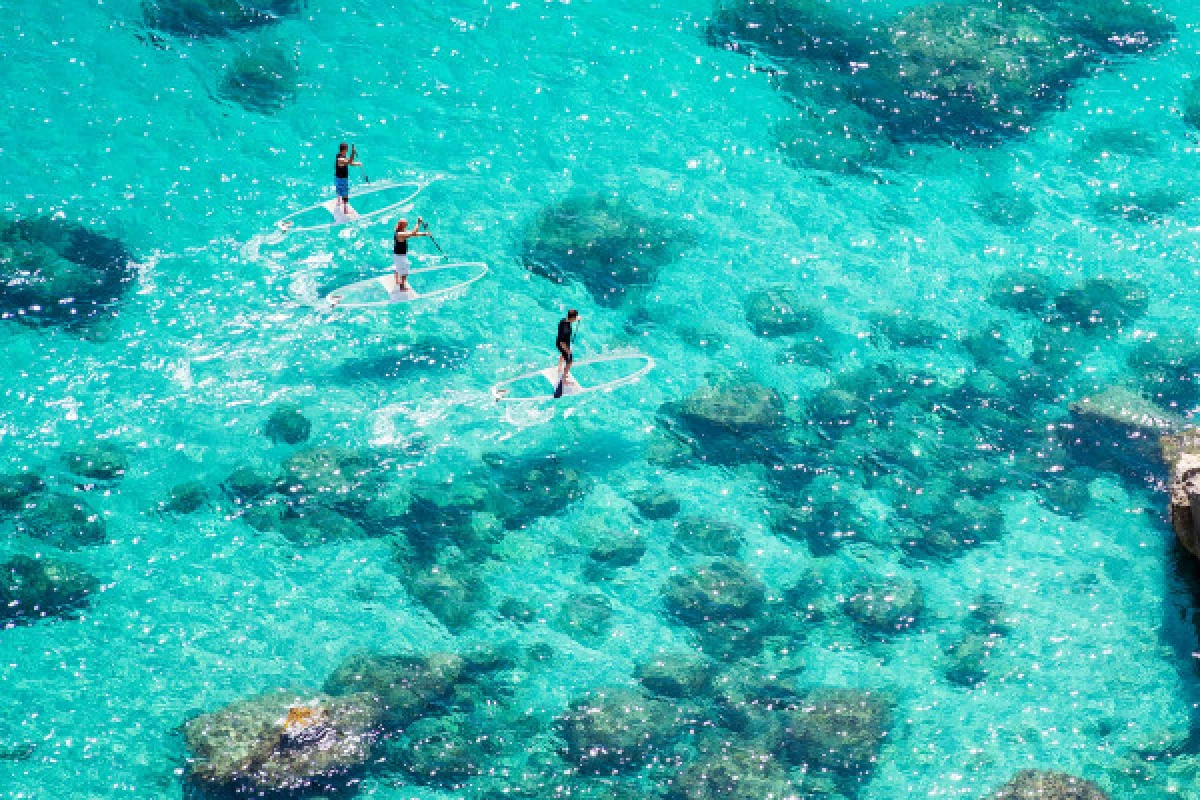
left=423, top=221, right=445, bottom=257
left=352, top=144, right=370, bottom=183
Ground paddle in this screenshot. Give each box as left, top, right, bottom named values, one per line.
left=422, top=220, right=446, bottom=258
left=352, top=144, right=370, bottom=184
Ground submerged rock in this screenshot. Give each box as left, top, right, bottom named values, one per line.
left=384, top=713, right=489, bottom=786
left=869, top=309, right=947, bottom=348
left=851, top=3, right=1087, bottom=143
left=161, top=480, right=209, bottom=514
left=628, top=488, right=681, bottom=520
left=521, top=192, right=689, bottom=306
left=323, top=651, right=463, bottom=729
left=64, top=442, right=128, bottom=482
left=486, top=452, right=592, bottom=529
left=223, top=465, right=276, bottom=505
left=676, top=379, right=787, bottom=453
left=0, top=216, right=135, bottom=330
left=0, top=555, right=98, bottom=625
left=986, top=769, right=1110, bottom=799
left=0, top=472, right=45, bottom=512
left=668, top=747, right=793, bottom=800
left=15, top=493, right=106, bottom=549
left=144, top=0, right=300, bottom=37
left=781, top=688, right=891, bottom=778
left=1033, top=0, right=1173, bottom=54
left=588, top=529, right=647, bottom=571
left=183, top=690, right=381, bottom=793
left=744, top=288, right=821, bottom=337
left=221, top=44, right=298, bottom=114
left=708, top=0, right=867, bottom=63
left=559, top=686, right=677, bottom=772
left=664, top=559, right=766, bottom=624
left=407, top=564, right=490, bottom=630
left=1063, top=387, right=1181, bottom=480
left=944, top=632, right=1000, bottom=687
left=277, top=506, right=367, bottom=546
left=636, top=652, right=712, bottom=698
left=554, top=591, right=614, bottom=641
left=845, top=575, right=923, bottom=633
left=1053, top=278, right=1149, bottom=333
left=1165, top=429, right=1200, bottom=561
left=278, top=446, right=378, bottom=513
left=1127, top=336, right=1200, bottom=411
left=263, top=403, right=311, bottom=445
left=673, top=515, right=744, bottom=557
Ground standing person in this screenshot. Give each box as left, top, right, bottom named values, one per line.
left=393, top=217, right=431, bottom=291
left=335, top=143, right=361, bottom=215
left=554, top=310, right=580, bottom=398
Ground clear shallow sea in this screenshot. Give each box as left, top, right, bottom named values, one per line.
left=5, top=0, right=1200, bottom=797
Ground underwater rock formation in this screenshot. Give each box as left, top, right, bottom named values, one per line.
left=14, top=493, right=106, bottom=549
left=986, top=769, right=1110, bottom=799
left=0, top=472, right=44, bottom=512
left=1063, top=387, right=1181, bottom=481
left=521, top=192, right=689, bottom=306
left=406, top=562, right=490, bottom=630
left=183, top=690, right=381, bottom=793
left=484, top=452, right=592, bottom=530
left=558, top=686, right=677, bottom=772
left=869, top=309, right=947, bottom=348
left=628, top=488, right=680, bottom=520
left=636, top=652, right=712, bottom=698
left=263, top=404, right=311, bottom=445
left=220, top=44, right=298, bottom=114
left=587, top=529, right=647, bottom=573
left=0, top=216, right=135, bottom=330
left=988, top=270, right=1054, bottom=315
left=383, top=713, right=490, bottom=786
left=144, top=0, right=300, bottom=37
left=672, top=381, right=788, bottom=464
left=664, top=559, right=766, bottom=625
left=781, top=688, right=891, bottom=779
left=554, top=591, right=614, bottom=642
left=1127, top=336, right=1200, bottom=412
left=1053, top=278, right=1149, bottom=333
left=707, top=0, right=867, bottom=63
left=0, top=555, right=98, bottom=625
left=743, top=287, right=821, bottom=338
left=770, top=479, right=864, bottom=556
left=324, top=651, right=463, bottom=729
left=845, top=575, right=924, bottom=633
left=668, top=747, right=793, bottom=800
left=277, top=505, right=367, bottom=546
left=673, top=515, right=745, bottom=557
left=223, top=464, right=276, bottom=505
left=1031, top=0, right=1174, bottom=54
left=278, top=446, right=380, bottom=515
left=161, top=480, right=209, bottom=514
left=849, top=3, right=1087, bottom=142
left=64, top=442, right=128, bottom=482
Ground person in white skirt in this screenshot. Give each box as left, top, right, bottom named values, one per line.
left=392, top=217, right=432, bottom=291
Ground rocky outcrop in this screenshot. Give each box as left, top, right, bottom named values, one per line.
left=183, top=690, right=381, bottom=793
left=1064, top=387, right=1183, bottom=480
left=558, top=686, right=678, bottom=772
left=0, top=555, right=98, bottom=625
left=986, top=769, right=1110, bottom=799
left=1165, top=429, right=1200, bottom=560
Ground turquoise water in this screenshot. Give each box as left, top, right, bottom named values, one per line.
left=5, top=0, right=1200, bottom=796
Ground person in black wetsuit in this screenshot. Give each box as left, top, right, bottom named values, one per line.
left=392, top=217, right=431, bottom=291
left=335, top=143, right=361, bottom=215
left=555, top=310, right=580, bottom=397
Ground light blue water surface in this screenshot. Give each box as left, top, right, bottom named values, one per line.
left=4, top=0, right=1200, bottom=797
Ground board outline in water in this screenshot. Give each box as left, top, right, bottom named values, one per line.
left=491, top=353, right=655, bottom=402
left=275, top=179, right=428, bottom=234
left=325, top=261, right=489, bottom=309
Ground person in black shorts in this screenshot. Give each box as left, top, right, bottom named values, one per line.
left=335, top=143, right=361, bottom=215
left=555, top=310, right=580, bottom=397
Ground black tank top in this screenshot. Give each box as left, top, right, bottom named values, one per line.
left=335, top=159, right=349, bottom=179
left=394, top=235, right=408, bottom=255
left=557, top=318, right=573, bottom=346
